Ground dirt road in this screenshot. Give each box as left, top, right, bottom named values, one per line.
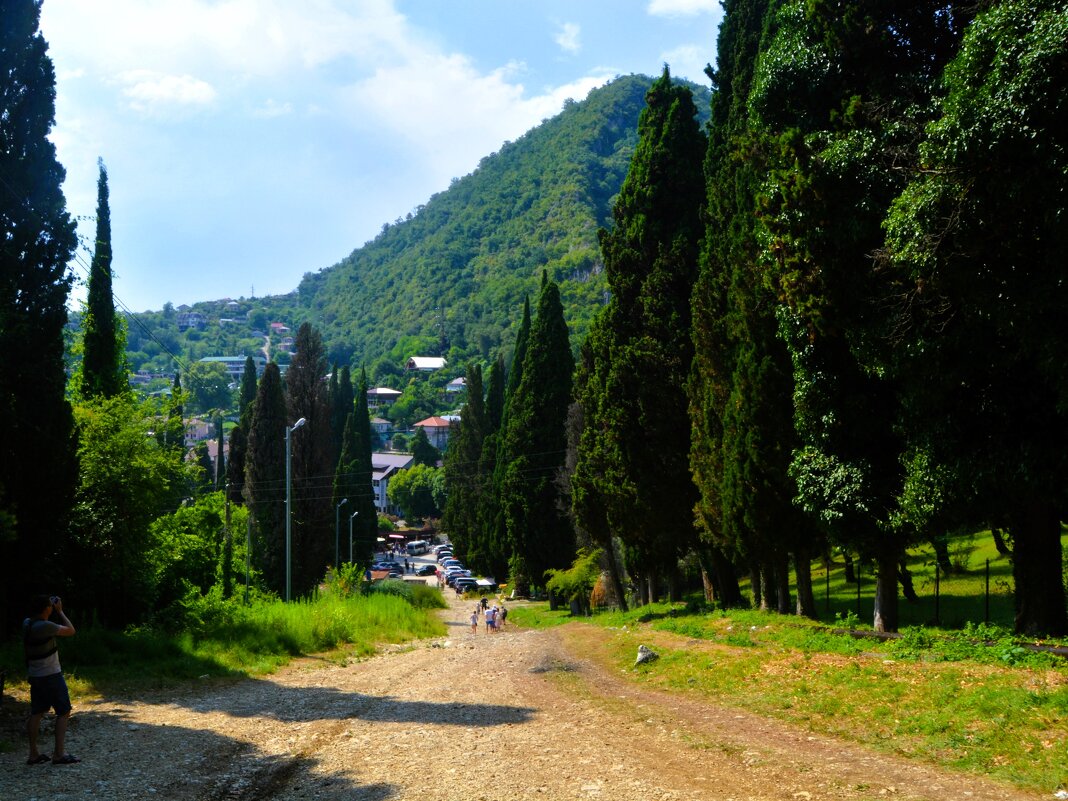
left=0, top=592, right=1046, bottom=800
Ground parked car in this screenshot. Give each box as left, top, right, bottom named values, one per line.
left=415, top=564, right=437, bottom=576
left=453, top=577, right=478, bottom=593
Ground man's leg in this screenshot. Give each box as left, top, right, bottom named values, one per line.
left=26, top=712, right=45, bottom=760
left=54, top=711, right=70, bottom=758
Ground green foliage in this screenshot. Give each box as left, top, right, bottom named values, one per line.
left=387, top=463, right=444, bottom=518
left=544, top=548, right=603, bottom=614
left=410, top=425, right=440, bottom=466
left=80, top=159, right=128, bottom=400
left=882, top=0, right=1068, bottom=635
left=1, top=590, right=447, bottom=685
left=500, top=278, right=575, bottom=592
left=69, top=392, right=194, bottom=625
left=184, top=360, right=233, bottom=413
left=577, top=68, right=705, bottom=590
left=0, top=0, right=80, bottom=627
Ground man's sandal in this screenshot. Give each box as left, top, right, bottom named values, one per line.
left=26, top=754, right=50, bottom=765
left=52, top=754, right=80, bottom=765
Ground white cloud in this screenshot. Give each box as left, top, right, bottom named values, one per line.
left=252, top=98, right=294, bottom=118
left=647, top=0, right=719, bottom=16
left=555, top=22, right=581, bottom=54
left=118, top=71, right=217, bottom=116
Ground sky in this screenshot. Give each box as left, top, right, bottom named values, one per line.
left=40, top=0, right=724, bottom=313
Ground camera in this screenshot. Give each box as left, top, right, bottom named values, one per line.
left=50, top=596, right=59, bottom=606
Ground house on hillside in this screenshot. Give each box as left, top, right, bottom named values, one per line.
left=177, top=311, right=206, bottom=331
left=367, top=387, right=401, bottom=410
left=199, top=355, right=266, bottom=382
left=405, top=356, right=447, bottom=372
left=371, top=452, right=415, bottom=515
left=413, top=416, right=454, bottom=450
left=445, top=376, right=466, bottom=393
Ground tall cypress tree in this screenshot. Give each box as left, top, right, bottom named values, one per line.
left=884, top=0, right=1068, bottom=635
left=576, top=68, right=706, bottom=602
left=753, top=0, right=968, bottom=631
left=225, top=356, right=258, bottom=503
left=0, top=0, right=79, bottom=629
left=244, top=362, right=287, bottom=596
left=286, top=323, right=334, bottom=595
left=500, top=276, right=575, bottom=597
left=81, top=158, right=126, bottom=399
left=442, top=362, right=485, bottom=565
left=481, top=299, right=532, bottom=580
left=350, top=369, right=377, bottom=565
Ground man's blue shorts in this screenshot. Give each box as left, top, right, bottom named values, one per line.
left=29, top=672, right=72, bottom=716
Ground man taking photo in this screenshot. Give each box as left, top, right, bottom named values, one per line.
left=24, top=594, right=79, bottom=765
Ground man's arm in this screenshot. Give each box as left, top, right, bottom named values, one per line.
left=51, top=599, right=76, bottom=636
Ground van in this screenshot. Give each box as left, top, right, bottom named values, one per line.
left=406, top=540, right=429, bottom=556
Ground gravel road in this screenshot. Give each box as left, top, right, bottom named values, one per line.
left=0, top=589, right=1047, bottom=801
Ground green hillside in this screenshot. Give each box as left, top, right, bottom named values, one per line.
left=124, top=74, right=710, bottom=379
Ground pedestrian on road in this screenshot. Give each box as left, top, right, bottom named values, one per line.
left=470, top=609, right=478, bottom=633
left=485, top=605, right=496, bottom=633
left=499, top=605, right=508, bottom=629
left=23, top=594, right=79, bottom=766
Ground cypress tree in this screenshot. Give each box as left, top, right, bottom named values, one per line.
left=410, top=426, right=440, bottom=467
left=244, top=362, right=287, bottom=595
left=883, top=0, right=1068, bottom=635
left=689, top=0, right=813, bottom=614
left=577, top=68, right=705, bottom=602
left=226, top=356, right=257, bottom=503
left=481, top=300, right=532, bottom=580
left=350, top=369, right=377, bottom=565
left=165, top=371, right=185, bottom=452
left=752, top=0, right=968, bottom=631
left=0, top=0, right=79, bottom=627
left=500, top=276, right=575, bottom=597
left=333, top=412, right=358, bottom=564
left=213, top=415, right=225, bottom=489
left=442, top=363, right=485, bottom=566
left=285, top=323, right=334, bottom=595
left=81, top=158, right=126, bottom=399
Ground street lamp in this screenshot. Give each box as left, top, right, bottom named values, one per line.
left=285, top=416, right=306, bottom=602
left=335, top=498, right=348, bottom=570
left=349, top=510, right=359, bottom=564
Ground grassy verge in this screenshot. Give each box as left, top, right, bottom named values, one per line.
left=1, top=586, right=448, bottom=698
left=510, top=602, right=1068, bottom=793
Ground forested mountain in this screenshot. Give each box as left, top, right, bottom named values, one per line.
left=124, top=75, right=710, bottom=378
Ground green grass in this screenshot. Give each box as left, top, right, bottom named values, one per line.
left=1, top=589, right=448, bottom=694
left=514, top=599, right=1068, bottom=793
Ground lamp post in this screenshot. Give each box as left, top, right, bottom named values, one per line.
left=349, top=510, right=359, bottom=564
left=285, top=416, right=306, bottom=602
left=335, top=498, right=348, bottom=571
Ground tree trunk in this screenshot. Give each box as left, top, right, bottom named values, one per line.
left=637, top=576, right=649, bottom=606
left=991, top=527, right=1011, bottom=556
left=794, top=548, right=817, bottom=619
left=872, top=549, right=900, bottom=633
left=932, top=536, right=952, bottom=575
left=648, top=569, right=661, bottom=604
left=698, top=545, right=744, bottom=608
left=1010, top=502, right=1067, bottom=636
left=749, top=565, right=762, bottom=610
left=603, top=539, right=628, bottom=613
left=774, top=554, right=791, bottom=614
left=758, top=565, right=773, bottom=612
left=898, top=559, right=918, bottom=602
left=667, top=569, right=682, bottom=603
left=842, top=552, right=856, bottom=584
left=701, top=568, right=715, bottom=605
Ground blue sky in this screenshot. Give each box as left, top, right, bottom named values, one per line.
left=41, top=0, right=723, bottom=313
